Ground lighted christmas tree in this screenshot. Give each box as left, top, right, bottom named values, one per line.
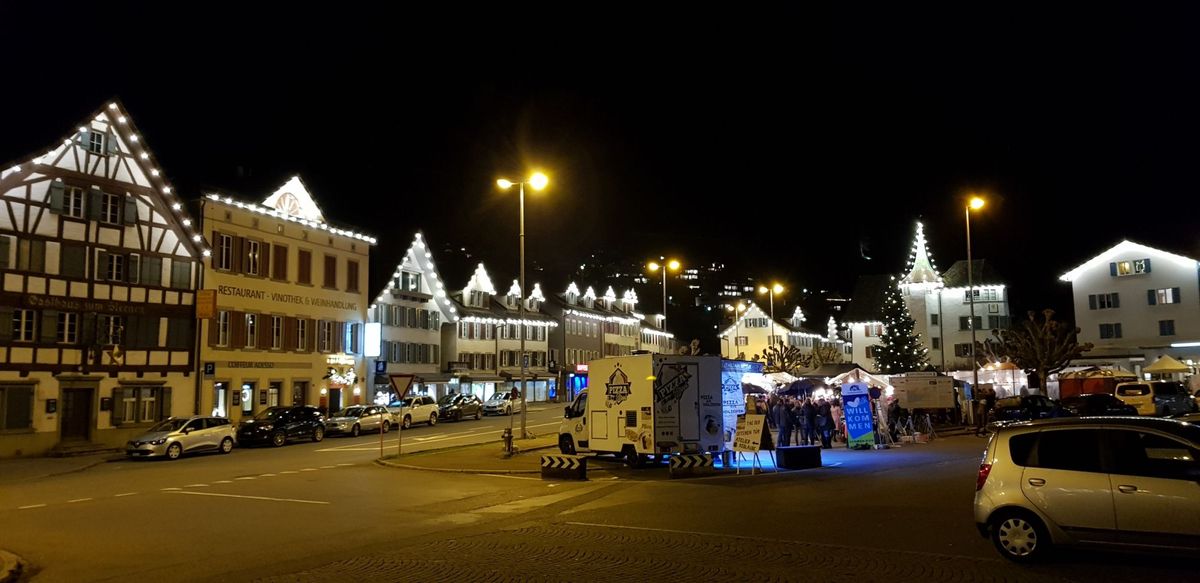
left=875, top=277, right=929, bottom=373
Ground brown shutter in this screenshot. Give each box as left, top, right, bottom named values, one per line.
left=258, top=316, right=271, bottom=349
left=284, top=317, right=296, bottom=351
left=273, top=244, right=287, bottom=280
left=207, top=314, right=219, bottom=347
left=307, top=318, right=316, bottom=352
left=260, top=244, right=271, bottom=280
left=298, top=250, right=311, bottom=284
left=231, top=237, right=244, bottom=273
left=230, top=311, right=246, bottom=349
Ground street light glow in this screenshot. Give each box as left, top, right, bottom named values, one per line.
left=773, top=283, right=784, bottom=294
left=758, top=286, right=768, bottom=294
left=647, top=261, right=661, bottom=272
left=969, top=196, right=985, bottom=210
left=667, top=259, right=681, bottom=271
left=529, top=172, right=549, bottom=191
left=496, top=178, right=514, bottom=189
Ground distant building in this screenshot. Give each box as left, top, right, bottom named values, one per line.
left=717, top=303, right=849, bottom=362
left=1060, top=240, right=1200, bottom=375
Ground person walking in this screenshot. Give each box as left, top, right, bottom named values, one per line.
left=802, top=398, right=818, bottom=446
left=817, top=398, right=833, bottom=448
left=830, top=398, right=844, bottom=443
left=773, top=398, right=793, bottom=447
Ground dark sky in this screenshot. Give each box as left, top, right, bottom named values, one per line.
left=2, top=4, right=1195, bottom=319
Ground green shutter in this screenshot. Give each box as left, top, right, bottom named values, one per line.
left=1147, top=290, right=1156, bottom=306
left=29, top=241, right=45, bottom=273
left=0, top=307, right=12, bottom=342
left=160, top=388, right=172, bottom=420
left=96, top=251, right=109, bottom=280
left=142, top=256, right=161, bottom=287
left=110, top=388, right=125, bottom=426
left=123, top=196, right=138, bottom=225
left=49, top=180, right=65, bottom=213
left=40, top=310, right=58, bottom=343
left=105, top=133, right=118, bottom=155
left=0, top=236, right=9, bottom=269
left=60, top=245, right=85, bottom=278
left=87, top=188, right=103, bottom=221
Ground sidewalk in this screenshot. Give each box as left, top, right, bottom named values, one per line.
left=376, top=435, right=559, bottom=474
left=0, top=451, right=122, bottom=486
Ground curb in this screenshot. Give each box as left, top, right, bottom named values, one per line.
left=374, top=443, right=560, bottom=475
left=0, top=549, right=24, bottom=583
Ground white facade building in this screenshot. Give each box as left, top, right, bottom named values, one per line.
left=1060, top=240, right=1200, bottom=375
left=718, top=302, right=849, bottom=362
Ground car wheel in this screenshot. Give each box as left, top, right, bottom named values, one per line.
left=350, top=424, right=361, bottom=438
left=402, top=415, right=412, bottom=430
left=381, top=421, right=390, bottom=434
left=429, top=413, right=438, bottom=426
left=559, top=435, right=576, bottom=455
left=623, top=445, right=644, bottom=469
left=166, top=442, right=183, bottom=460
left=272, top=431, right=287, bottom=447
left=312, top=426, right=325, bottom=442
left=991, top=510, right=1051, bottom=563
left=474, top=409, right=482, bottom=420
left=455, top=410, right=463, bottom=422
left=505, top=406, right=512, bottom=416
left=219, top=437, right=234, bottom=454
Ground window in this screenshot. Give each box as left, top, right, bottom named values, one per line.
left=1159, top=320, right=1175, bottom=336
left=272, top=245, right=287, bottom=280
left=954, top=343, right=973, bottom=357
left=105, top=253, right=124, bottom=281
left=1114, top=259, right=1151, bottom=276
left=402, top=271, right=421, bottom=292
left=64, top=186, right=85, bottom=218
left=865, top=346, right=877, bottom=358
left=1150, top=288, right=1181, bottom=305
left=347, top=260, right=359, bottom=293
left=101, top=192, right=121, bottom=224
left=987, top=315, right=1009, bottom=329
left=347, top=322, right=360, bottom=354
left=1099, top=323, right=1123, bottom=339
left=216, top=234, right=233, bottom=270
left=964, top=288, right=1000, bottom=302
left=297, top=249, right=312, bottom=284
left=170, top=260, right=191, bottom=289
left=245, top=240, right=261, bottom=275
left=1029, top=429, right=1104, bottom=472
left=97, top=315, right=123, bottom=346
left=11, top=309, right=35, bottom=342
left=0, top=385, right=34, bottom=430
left=296, top=318, right=307, bottom=350
left=1109, top=430, right=1199, bottom=480
left=958, top=316, right=982, bottom=331
left=166, top=318, right=192, bottom=349
left=736, top=336, right=748, bottom=346
left=16, top=239, right=46, bottom=272
left=930, top=314, right=939, bottom=325
left=1088, top=293, right=1119, bottom=310
left=216, top=311, right=230, bottom=347
left=268, top=382, right=281, bottom=407
left=57, top=312, right=79, bottom=344
left=271, top=316, right=283, bottom=349
left=245, top=314, right=257, bottom=347
left=319, top=320, right=332, bottom=352
left=112, top=386, right=171, bottom=425
left=323, top=255, right=336, bottom=288
left=87, top=131, right=105, bottom=154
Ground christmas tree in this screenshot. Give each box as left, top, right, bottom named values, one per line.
left=875, top=277, right=929, bottom=373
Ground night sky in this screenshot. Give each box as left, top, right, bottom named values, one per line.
left=2, top=5, right=1195, bottom=323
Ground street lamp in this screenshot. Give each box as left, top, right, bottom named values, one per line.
left=757, top=283, right=784, bottom=349
left=724, top=302, right=746, bottom=358
left=965, top=196, right=985, bottom=400
left=496, top=171, right=549, bottom=442
left=646, top=258, right=681, bottom=326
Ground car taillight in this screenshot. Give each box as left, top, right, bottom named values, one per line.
left=976, top=463, right=993, bottom=491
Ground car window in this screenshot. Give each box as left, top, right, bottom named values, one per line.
left=1154, top=382, right=1184, bottom=396
left=1009, top=433, right=1038, bottom=466
left=1108, top=429, right=1199, bottom=480
left=182, top=418, right=204, bottom=431
left=1118, top=384, right=1150, bottom=397
left=205, top=418, right=228, bottom=429
left=1030, top=429, right=1104, bottom=473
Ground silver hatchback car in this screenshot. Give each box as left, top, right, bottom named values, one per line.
left=974, top=417, right=1200, bottom=561
left=126, top=416, right=236, bottom=460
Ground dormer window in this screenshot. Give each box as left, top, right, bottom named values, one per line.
left=469, top=290, right=486, bottom=308
left=566, top=292, right=577, bottom=305
left=401, top=271, right=422, bottom=293
left=525, top=298, right=539, bottom=312
left=506, top=294, right=519, bottom=309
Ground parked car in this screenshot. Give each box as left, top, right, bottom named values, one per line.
left=991, top=395, right=1072, bottom=422
left=483, top=391, right=523, bottom=416
left=325, top=405, right=393, bottom=437
left=975, top=417, right=1200, bottom=562
left=126, top=416, right=235, bottom=460
left=1059, top=393, right=1138, bottom=417
left=1115, top=381, right=1198, bottom=416
left=236, top=406, right=325, bottom=447
left=387, top=395, right=439, bottom=429
left=437, top=393, right=483, bottom=421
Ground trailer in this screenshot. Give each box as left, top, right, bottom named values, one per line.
left=557, top=354, right=725, bottom=467
left=1057, top=367, right=1137, bottom=400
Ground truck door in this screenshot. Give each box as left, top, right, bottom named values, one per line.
left=566, top=392, right=589, bottom=449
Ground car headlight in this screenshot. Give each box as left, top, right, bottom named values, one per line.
left=150, top=438, right=167, bottom=445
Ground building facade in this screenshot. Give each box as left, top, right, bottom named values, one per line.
left=0, top=102, right=208, bottom=456
left=198, top=177, right=372, bottom=421
left=718, top=302, right=848, bottom=362
left=546, top=283, right=608, bottom=402
left=1060, top=240, right=1200, bottom=375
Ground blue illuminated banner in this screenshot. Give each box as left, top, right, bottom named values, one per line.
left=841, top=382, right=876, bottom=448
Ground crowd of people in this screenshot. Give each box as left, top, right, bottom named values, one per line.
left=765, top=394, right=843, bottom=449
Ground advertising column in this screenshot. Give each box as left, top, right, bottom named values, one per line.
left=841, top=382, right=876, bottom=449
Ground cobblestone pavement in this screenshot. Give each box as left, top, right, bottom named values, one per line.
left=257, top=522, right=1071, bottom=583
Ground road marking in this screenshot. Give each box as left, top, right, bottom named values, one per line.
left=166, top=491, right=330, bottom=505
left=300, top=468, right=318, bottom=472
left=335, top=463, right=353, bottom=467
left=184, top=484, right=209, bottom=488
left=319, top=465, right=336, bottom=469
left=214, top=480, right=233, bottom=484
left=161, top=487, right=182, bottom=491
left=480, top=473, right=541, bottom=481
left=234, top=477, right=256, bottom=481
left=279, top=471, right=299, bottom=474
left=258, top=473, right=276, bottom=477
left=17, top=504, right=46, bottom=510
left=115, top=492, right=138, bottom=497
left=67, top=498, right=93, bottom=503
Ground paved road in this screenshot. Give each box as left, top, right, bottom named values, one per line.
left=2, top=433, right=1194, bottom=582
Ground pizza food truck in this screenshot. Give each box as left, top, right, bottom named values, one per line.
left=557, top=354, right=726, bottom=467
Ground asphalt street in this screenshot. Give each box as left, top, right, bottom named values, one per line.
left=1, top=424, right=1195, bottom=582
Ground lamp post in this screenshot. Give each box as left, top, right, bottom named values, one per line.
left=646, top=258, right=681, bottom=327
left=725, top=302, right=746, bottom=358
left=965, top=196, right=985, bottom=401
left=757, top=283, right=784, bottom=350
left=496, top=172, right=549, bottom=441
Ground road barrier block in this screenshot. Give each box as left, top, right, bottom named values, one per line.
left=776, top=445, right=822, bottom=469
left=668, top=453, right=716, bottom=478
left=541, top=454, right=587, bottom=480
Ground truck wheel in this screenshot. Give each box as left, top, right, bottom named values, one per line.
left=623, top=446, right=644, bottom=469
left=559, top=435, right=576, bottom=455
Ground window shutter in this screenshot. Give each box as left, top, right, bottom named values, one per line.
left=231, top=237, right=244, bottom=273
left=49, top=180, right=65, bottom=213
left=110, top=388, right=125, bottom=426
left=146, top=317, right=162, bottom=348
left=207, top=314, right=219, bottom=347
left=272, top=244, right=286, bottom=280
left=257, top=318, right=271, bottom=350
left=30, top=241, right=45, bottom=273
left=160, top=388, right=172, bottom=420
left=123, top=315, right=141, bottom=348
left=1112, top=293, right=1120, bottom=308
left=126, top=254, right=139, bottom=283
left=123, top=196, right=138, bottom=225
left=80, top=313, right=95, bottom=347
left=144, top=256, right=162, bottom=287
left=1173, top=287, right=1181, bottom=303
left=1147, top=290, right=1156, bottom=306
left=260, top=244, right=271, bottom=280
left=87, top=187, right=103, bottom=221
left=78, top=129, right=92, bottom=149
left=40, top=310, right=58, bottom=343
left=230, top=312, right=246, bottom=349
left=97, top=250, right=109, bottom=280
left=0, top=236, right=9, bottom=269
left=283, top=318, right=296, bottom=351
left=1109, top=262, right=1117, bottom=276
left=1114, top=323, right=1122, bottom=338
left=1143, top=258, right=1152, bottom=273
left=307, top=319, right=316, bottom=352
left=105, top=133, right=119, bottom=156
left=335, top=322, right=346, bottom=353
left=60, top=244, right=85, bottom=278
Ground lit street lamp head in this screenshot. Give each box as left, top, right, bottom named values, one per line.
left=667, top=259, right=681, bottom=271
left=496, top=178, right=514, bottom=190
left=772, top=283, right=784, bottom=294
left=969, top=196, right=986, bottom=210
left=647, top=261, right=661, bottom=272
left=529, top=172, right=549, bottom=191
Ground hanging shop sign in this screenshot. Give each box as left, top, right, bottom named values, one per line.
left=842, top=382, right=876, bottom=448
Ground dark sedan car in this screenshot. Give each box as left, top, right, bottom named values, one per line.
left=237, top=406, right=325, bottom=447
left=991, top=395, right=1072, bottom=422
left=1060, top=393, right=1138, bottom=416
left=437, top=393, right=483, bottom=421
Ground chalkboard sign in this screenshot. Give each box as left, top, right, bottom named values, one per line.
left=733, top=414, right=766, bottom=452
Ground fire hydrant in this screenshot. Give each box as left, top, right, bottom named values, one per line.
left=501, top=428, right=514, bottom=453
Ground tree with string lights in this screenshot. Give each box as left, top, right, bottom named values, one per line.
left=874, top=277, right=929, bottom=373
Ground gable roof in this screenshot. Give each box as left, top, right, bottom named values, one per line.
left=844, top=275, right=893, bottom=323
left=900, top=221, right=942, bottom=286
left=0, top=99, right=209, bottom=258
left=261, top=175, right=327, bottom=224
left=205, top=175, right=376, bottom=245
left=941, top=259, right=1004, bottom=288
left=372, top=231, right=457, bottom=322
left=1059, top=240, right=1198, bottom=282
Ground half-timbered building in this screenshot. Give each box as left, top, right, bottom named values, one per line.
left=0, top=101, right=209, bottom=457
